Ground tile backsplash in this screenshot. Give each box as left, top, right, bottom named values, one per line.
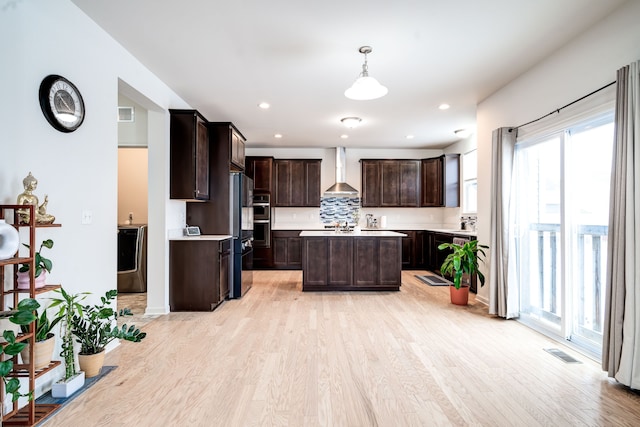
left=319, top=196, right=361, bottom=225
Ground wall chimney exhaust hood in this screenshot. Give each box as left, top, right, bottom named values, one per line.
left=324, top=147, right=358, bottom=196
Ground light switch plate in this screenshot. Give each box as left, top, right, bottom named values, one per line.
left=82, top=210, right=93, bottom=224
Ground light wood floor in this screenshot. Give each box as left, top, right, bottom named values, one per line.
left=46, top=271, right=640, bottom=426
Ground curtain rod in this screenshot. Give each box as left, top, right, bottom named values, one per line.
left=508, top=80, right=616, bottom=133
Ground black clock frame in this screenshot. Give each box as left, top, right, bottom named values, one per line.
left=39, top=74, right=85, bottom=133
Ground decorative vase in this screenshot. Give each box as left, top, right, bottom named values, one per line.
left=449, top=284, right=470, bottom=306
left=79, top=351, right=106, bottom=378
left=16, top=270, right=47, bottom=289
left=20, top=333, right=56, bottom=370
left=51, top=371, right=85, bottom=398
left=0, top=219, right=20, bottom=260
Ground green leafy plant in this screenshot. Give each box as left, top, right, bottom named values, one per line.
left=71, top=289, right=146, bottom=355
left=19, top=306, right=63, bottom=342
left=438, top=239, right=488, bottom=289
left=18, top=238, right=54, bottom=278
left=1, top=298, right=39, bottom=401
left=49, top=288, right=88, bottom=381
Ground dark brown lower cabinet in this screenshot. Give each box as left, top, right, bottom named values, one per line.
left=354, top=237, right=402, bottom=286
left=169, top=238, right=231, bottom=311
left=272, top=230, right=302, bottom=269
left=302, top=236, right=401, bottom=291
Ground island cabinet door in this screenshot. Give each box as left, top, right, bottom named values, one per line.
left=378, top=238, right=402, bottom=285
left=302, top=237, right=328, bottom=286
left=354, top=238, right=378, bottom=286
left=327, top=237, right=353, bottom=286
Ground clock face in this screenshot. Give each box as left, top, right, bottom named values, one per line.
left=39, top=75, right=85, bottom=132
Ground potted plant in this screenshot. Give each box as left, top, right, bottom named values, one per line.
left=17, top=238, right=53, bottom=289
left=438, top=239, right=488, bottom=305
left=48, top=288, right=88, bottom=398
left=1, top=298, right=39, bottom=402
left=19, top=306, right=62, bottom=370
left=71, top=289, right=147, bottom=378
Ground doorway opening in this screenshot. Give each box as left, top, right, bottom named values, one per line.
left=117, top=89, right=149, bottom=316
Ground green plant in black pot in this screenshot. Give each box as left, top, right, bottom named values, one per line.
left=72, top=289, right=147, bottom=355
left=1, top=298, right=39, bottom=401
left=18, top=238, right=54, bottom=278
left=438, top=239, right=488, bottom=289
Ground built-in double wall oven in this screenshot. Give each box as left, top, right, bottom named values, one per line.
left=253, top=194, right=271, bottom=248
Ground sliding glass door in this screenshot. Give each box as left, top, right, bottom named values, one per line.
left=513, top=113, right=613, bottom=357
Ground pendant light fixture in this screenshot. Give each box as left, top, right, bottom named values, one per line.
left=344, top=46, right=388, bottom=101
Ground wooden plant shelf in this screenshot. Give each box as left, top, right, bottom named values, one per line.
left=2, top=403, right=60, bottom=426
left=10, top=284, right=62, bottom=295
left=8, top=360, right=62, bottom=379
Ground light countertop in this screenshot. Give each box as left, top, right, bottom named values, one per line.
left=299, top=230, right=407, bottom=237
left=169, top=234, right=232, bottom=241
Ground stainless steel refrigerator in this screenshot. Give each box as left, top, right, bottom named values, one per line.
left=230, top=172, right=254, bottom=298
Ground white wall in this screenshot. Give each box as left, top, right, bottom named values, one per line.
left=0, top=0, right=191, bottom=323
left=475, top=0, right=640, bottom=303
left=118, top=94, right=149, bottom=147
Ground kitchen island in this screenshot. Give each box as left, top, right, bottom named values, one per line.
left=300, top=230, right=406, bottom=291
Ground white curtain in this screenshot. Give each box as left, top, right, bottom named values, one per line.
left=602, top=60, right=640, bottom=388
left=489, top=127, right=519, bottom=318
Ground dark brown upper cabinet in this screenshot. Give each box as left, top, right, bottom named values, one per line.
left=209, top=122, right=246, bottom=172
left=421, top=154, right=460, bottom=207
left=273, top=159, right=321, bottom=207
left=361, top=159, right=420, bottom=207
left=246, top=156, right=274, bottom=194
left=187, top=122, right=247, bottom=235
left=169, top=109, right=209, bottom=201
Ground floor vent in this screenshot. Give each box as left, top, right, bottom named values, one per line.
left=415, top=275, right=451, bottom=286
left=544, top=348, right=582, bottom=364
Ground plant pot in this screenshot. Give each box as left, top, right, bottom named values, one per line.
left=16, top=270, right=47, bottom=289
left=79, top=351, right=105, bottom=378
left=51, top=371, right=85, bottom=398
left=449, top=284, right=470, bottom=306
left=20, top=333, right=55, bottom=370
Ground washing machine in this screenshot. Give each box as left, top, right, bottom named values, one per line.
left=117, top=225, right=147, bottom=292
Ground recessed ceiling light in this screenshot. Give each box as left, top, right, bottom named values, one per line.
left=258, top=102, right=270, bottom=109
left=406, top=135, right=414, bottom=139
left=340, top=117, right=362, bottom=128
left=454, top=129, right=471, bottom=138
left=340, top=134, right=349, bottom=139
left=439, top=103, right=450, bottom=110
left=274, top=133, right=282, bottom=138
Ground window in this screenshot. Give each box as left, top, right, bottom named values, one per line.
left=462, top=149, right=477, bottom=213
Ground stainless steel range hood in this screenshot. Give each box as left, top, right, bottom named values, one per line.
left=324, top=147, right=359, bottom=196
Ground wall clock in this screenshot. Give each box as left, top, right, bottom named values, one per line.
left=39, top=74, right=85, bottom=132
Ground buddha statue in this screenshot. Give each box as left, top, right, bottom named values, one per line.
left=16, top=172, right=55, bottom=225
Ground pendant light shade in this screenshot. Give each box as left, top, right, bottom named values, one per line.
left=344, top=46, right=388, bottom=101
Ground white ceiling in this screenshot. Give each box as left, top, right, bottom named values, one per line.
left=73, top=0, right=625, bottom=149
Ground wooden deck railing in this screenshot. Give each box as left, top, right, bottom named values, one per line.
left=525, top=223, right=607, bottom=335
